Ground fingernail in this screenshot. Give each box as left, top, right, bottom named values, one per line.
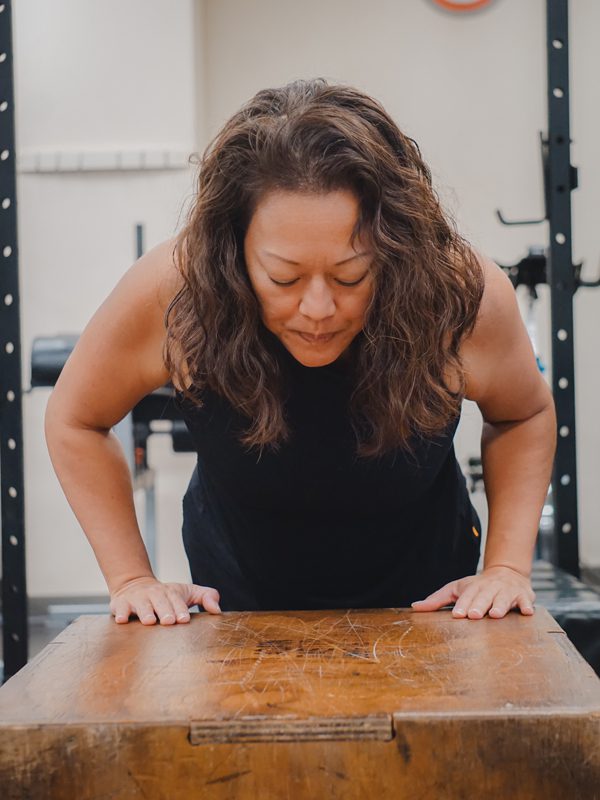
left=177, top=613, right=190, bottom=621
left=453, top=608, right=465, bottom=615
left=411, top=601, right=424, bottom=606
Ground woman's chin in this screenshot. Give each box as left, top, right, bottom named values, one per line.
left=294, top=353, right=339, bottom=367
left=277, top=329, right=354, bottom=367
left=286, top=342, right=348, bottom=367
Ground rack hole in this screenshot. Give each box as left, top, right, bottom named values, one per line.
left=558, top=377, right=568, bottom=389
left=8, top=486, right=17, bottom=498
left=9, top=534, right=17, bottom=546
left=555, top=232, right=566, bottom=244
left=561, top=523, right=572, bottom=533
left=5, top=341, right=14, bottom=353
left=1, top=149, right=9, bottom=161
left=0, top=100, right=7, bottom=112
left=0, top=53, right=5, bottom=64
left=8, top=437, right=16, bottom=449
left=556, top=185, right=565, bottom=193
left=559, top=426, right=569, bottom=437
left=3, top=245, right=12, bottom=257
left=10, top=583, right=18, bottom=593
left=2, top=198, right=10, bottom=209
left=552, top=38, right=564, bottom=49
left=557, top=329, right=568, bottom=341
left=4, top=293, right=12, bottom=305
left=6, top=389, right=15, bottom=401
left=560, top=474, right=570, bottom=486
left=553, top=87, right=564, bottom=98
left=11, top=633, right=20, bottom=642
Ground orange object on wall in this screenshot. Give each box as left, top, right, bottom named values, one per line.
left=432, top=0, right=494, bottom=12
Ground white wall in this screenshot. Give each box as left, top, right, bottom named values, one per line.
left=11, top=0, right=200, bottom=596
left=9, top=0, right=600, bottom=599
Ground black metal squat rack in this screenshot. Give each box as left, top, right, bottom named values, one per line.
left=0, top=0, right=27, bottom=681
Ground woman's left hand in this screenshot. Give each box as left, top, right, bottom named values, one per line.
left=410, top=565, right=536, bottom=619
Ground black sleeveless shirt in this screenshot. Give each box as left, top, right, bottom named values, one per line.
left=175, top=331, right=482, bottom=611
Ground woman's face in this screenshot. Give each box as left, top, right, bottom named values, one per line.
left=244, top=189, right=374, bottom=367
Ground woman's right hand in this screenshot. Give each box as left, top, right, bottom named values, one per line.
left=109, top=576, right=221, bottom=625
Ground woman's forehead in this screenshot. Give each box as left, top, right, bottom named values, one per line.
left=246, top=189, right=366, bottom=255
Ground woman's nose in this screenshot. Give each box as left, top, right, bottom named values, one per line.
left=298, top=278, right=336, bottom=320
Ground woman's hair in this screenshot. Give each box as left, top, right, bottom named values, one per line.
left=166, top=78, right=484, bottom=458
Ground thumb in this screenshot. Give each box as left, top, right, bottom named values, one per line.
left=411, top=582, right=456, bottom=612
left=189, top=584, right=221, bottom=614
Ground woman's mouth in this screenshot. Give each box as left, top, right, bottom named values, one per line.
left=295, top=331, right=338, bottom=344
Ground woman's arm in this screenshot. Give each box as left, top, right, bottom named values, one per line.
left=468, top=255, right=556, bottom=579
left=45, top=239, right=221, bottom=622
left=412, top=252, right=555, bottom=619
left=480, top=407, right=556, bottom=578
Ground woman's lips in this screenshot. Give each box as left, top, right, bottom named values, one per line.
left=295, top=331, right=338, bottom=344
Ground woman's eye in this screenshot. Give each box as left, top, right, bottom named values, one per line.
left=270, top=277, right=299, bottom=286
left=269, top=273, right=368, bottom=287
left=336, top=274, right=368, bottom=287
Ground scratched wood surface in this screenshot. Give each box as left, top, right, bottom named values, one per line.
left=1, top=606, right=599, bottom=799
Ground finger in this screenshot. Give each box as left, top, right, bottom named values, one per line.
left=451, top=585, right=487, bottom=618
left=147, top=589, right=179, bottom=626
left=488, top=592, right=516, bottom=619
left=133, top=599, right=158, bottom=625
left=112, top=601, right=132, bottom=624
left=411, top=581, right=459, bottom=612
left=489, top=589, right=536, bottom=618
left=463, top=589, right=498, bottom=619
left=165, top=588, right=192, bottom=623
left=191, top=586, right=221, bottom=614
left=516, top=593, right=535, bottom=615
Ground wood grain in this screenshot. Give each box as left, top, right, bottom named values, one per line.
left=1, top=606, right=599, bottom=798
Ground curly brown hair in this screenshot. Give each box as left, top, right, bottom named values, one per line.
left=165, top=78, right=484, bottom=458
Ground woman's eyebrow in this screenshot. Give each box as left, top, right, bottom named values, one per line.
left=262, top=251, right=371, bottom=266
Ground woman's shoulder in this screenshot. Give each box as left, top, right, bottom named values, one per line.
left=46, top=237, right=187, bottom=430
left=459, top=249, right=530, bottom=402
left=101, top=235, right=188, bottom=391
left=145, top=237, right=185, bottom=315
left=147, top=237, right=193, bottom=391
left=461, top=249, right=518, bottom=349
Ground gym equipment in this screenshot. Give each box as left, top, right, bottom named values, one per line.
left=0, top=0, right=26, bottom=683
left=0, top=606, right=598, bottom=797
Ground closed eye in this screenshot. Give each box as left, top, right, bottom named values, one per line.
left=337, top=274, right=368, bottom=287
left=270, top=274, right=368, bottom=287
left=270, top=278, right=299, bottom=286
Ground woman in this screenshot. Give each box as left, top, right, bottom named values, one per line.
left=45, top=79, right=555, bottom=625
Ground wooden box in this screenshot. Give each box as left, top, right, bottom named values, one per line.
left=1, top=606, right=599, bottom=799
